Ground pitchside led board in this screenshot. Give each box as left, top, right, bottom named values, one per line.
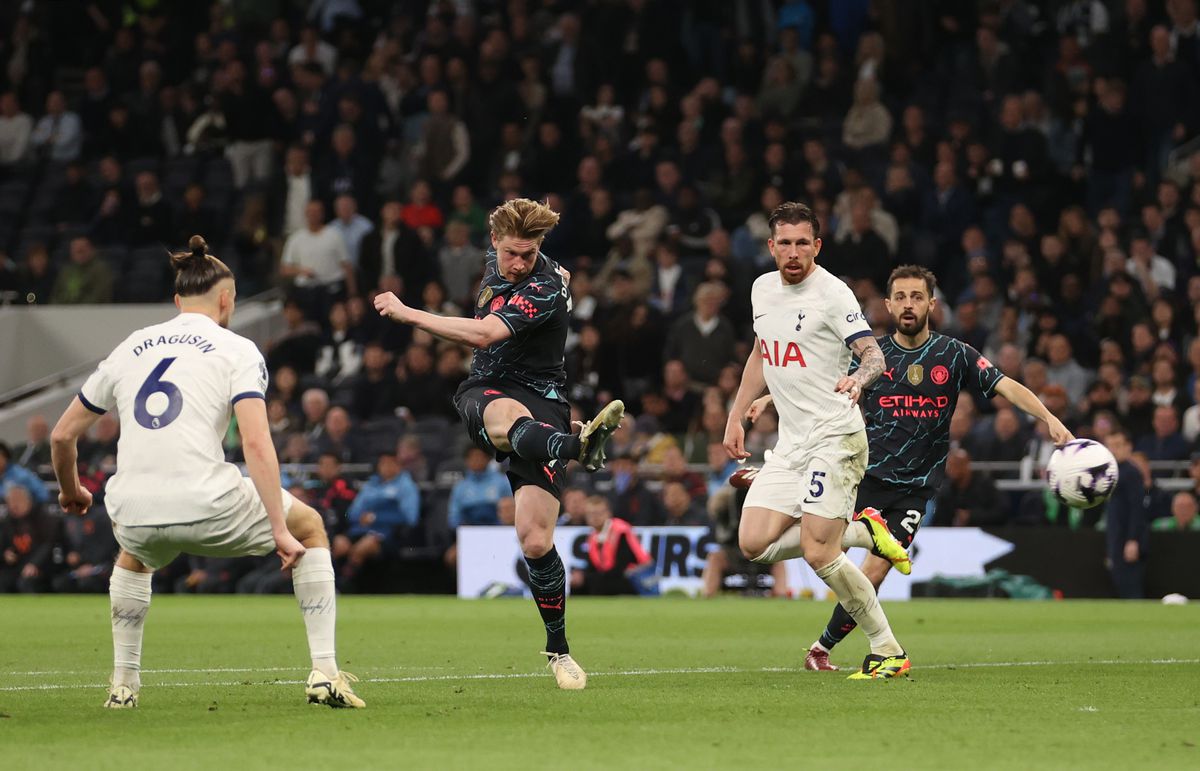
left=456, top=526, right=1015, bottom=600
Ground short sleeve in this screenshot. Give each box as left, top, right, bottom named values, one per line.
left=831, top=284, right=872, bottom=347
left=961, top=342, right=1005, bottom=399
left=79, top=355, right=117, bottom=414
left=230, top=344, right=269, bottom=404
left=491, top=279, right=562, bottom=336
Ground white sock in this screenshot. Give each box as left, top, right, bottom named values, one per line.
left=841, top=521, right=872, bottom=549
left=814, top=554, right=902, bottom=656
left=109, top=566, right=152, bottom=690
left=749, top=525, right=805, bottom=564
left=293, top=547, right=338, bottom=678
left=811, top=640, right=830, bottom=653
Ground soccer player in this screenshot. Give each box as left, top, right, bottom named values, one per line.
left=50, top=236, right=364, bottom=709
left=373, top=198, right=622, bottom=689
left=749, top=264, right=1074, bottom=670
left=724, top=202, right=912, bottom=680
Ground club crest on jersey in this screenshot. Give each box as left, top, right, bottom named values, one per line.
left=477, top=286, right=493, bottom=308
left=490, top=296, right=505, bottom=312
left=906, top=364, right=924, bottom=385
left=931, top=365, right=950, bottom=385
left=796, top=311, right=805, bottom=331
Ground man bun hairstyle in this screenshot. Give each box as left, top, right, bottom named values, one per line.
left=768, top=201, right=821, bottom=239
left=489, top=198, right=560, bottom=242
left=171, top=235, right=234, bottom=297
left=886, top=264, right=938, bottom=297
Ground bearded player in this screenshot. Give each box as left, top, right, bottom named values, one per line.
left=374, top=198, right=622, bottom=689
left=724, top=202, right=911, bottom=680
left=749, top=264, right=1074, bottom=670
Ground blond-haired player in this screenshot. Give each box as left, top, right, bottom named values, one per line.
left=375, top=199, right=623, bottom=689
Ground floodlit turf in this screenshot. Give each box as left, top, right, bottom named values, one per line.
left=1, top=596, right=1197, bottom=770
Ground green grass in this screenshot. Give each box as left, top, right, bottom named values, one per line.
left=1, top=596, right=1197, bottom=770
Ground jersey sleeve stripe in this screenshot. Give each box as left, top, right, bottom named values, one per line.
left=231, top=391, right=266, bottom=404
left=77, top=391, right=107, bottom=415
left=843, top=329, right=873, bottom=346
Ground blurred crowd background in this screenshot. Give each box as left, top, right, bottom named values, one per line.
left=2, top=0, right=1200, bottom=596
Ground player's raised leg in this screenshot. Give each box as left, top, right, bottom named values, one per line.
left=106, top=550, right=153, bottom=708
left=287, top=498, right=365, bottom=708
left=484, top=396, right=623, bottom=472
left=515, top=484, right=585, bottom=689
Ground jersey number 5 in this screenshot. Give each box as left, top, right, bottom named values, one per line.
left=134, top=357, right=184, bottom=430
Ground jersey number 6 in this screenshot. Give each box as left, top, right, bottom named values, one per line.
left=134, top=357, right=184, bottom=430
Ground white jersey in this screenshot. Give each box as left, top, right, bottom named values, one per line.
left=750, top=265, right=872, bottom=457
left=79, top=312, right=269, bottom=526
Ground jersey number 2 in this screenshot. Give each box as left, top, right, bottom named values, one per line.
left=134, top=357, right=183, bottom=430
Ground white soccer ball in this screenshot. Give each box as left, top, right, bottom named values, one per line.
left=1046, top=439, right=1119, bottom=509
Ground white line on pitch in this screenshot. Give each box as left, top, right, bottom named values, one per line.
left=1, top=659, right=1197, bottom=693
left=4, top=665, right=448, bottom=676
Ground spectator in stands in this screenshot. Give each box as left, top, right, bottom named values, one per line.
left=447, top=447, right=511, bottom=529
left=14, top=243, right=55, bottom=304
left=312, top=406, right=360, bottom=463
left=330, top=194, right=374, bottom=270
left=936, top=448, right=1003, bottom=526
left=360, top=200, right=432, bottom=305
left=50, top=236, right=112, bottom=305
left=300, top=387, right=331, bottom=435
left=664, top=281, right=736, bottom=386
left=280, top=200, right=356, bottom=316
left=1103, top=428, right=1149, bottom=598
left=415, top=89, right=470, bottom=193
left=316, top=123, right=374, bottom=212
left=1154, top=490, right=1200, bottom=531
left=608, top=451, right=661, bottom=526
left=129, top=171, right=174, bottom=247
left=607, top=188, right=669, bottom=264
left=13, top=415, right=50, bottom=469
left=558, top=488, right=588, bottom=527
left=308, top=451, right=356, bottom=540
left=660, top=480, right=707, bottom=527
left=570, top=495, right=653, bottom=596
left=173, top=183, right=220, bottom=249
left=273, top=145, right=313, bottom=237
left=1044, top=334, right=1092, bottom=405
left=265, top=297, right=323, bottom=374
left=659, top=445, right=706, bottom=500
left=0, top=91, right=32, bottom=169
left=841, top=77, right=891, bottom=152
left=314, top=301, right=363, bottom=387
left=220, top=59, right=275, bottom=189
left=51, top=505, right=117, bottom=593
left=30, top=90, right=82, bottom=161
left=0, top=441, right=48, bottom=504
left=0, top=484, right=58, bottom=593
left=338, top=451, right=421, bottom=584
left=1136, top=405, right=1190, bottom=460
left=974, top=407, right=1030, bottom=467
left=1182, top=380, right=1200, bottom=445
left=437, top=221, right=485, bottom=308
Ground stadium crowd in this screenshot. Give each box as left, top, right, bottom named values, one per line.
left=3, top=0, right=1200, bottom=595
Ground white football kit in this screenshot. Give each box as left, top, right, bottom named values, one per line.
left=742, top=265, right=871, bottom=520
left=79, top=312, right=292, bottom=567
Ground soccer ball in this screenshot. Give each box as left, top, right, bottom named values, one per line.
left=1046, top=439, right=1119, bottom=509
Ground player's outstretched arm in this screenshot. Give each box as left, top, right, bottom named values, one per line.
left=235, top=397, right=306, bottom=569
left=994, top=377, right=1075, bottom=445
left=49, top=397, right=102, bottom=515
left=374, top=291, right=512, bottom=349
left=835, top=335, right=886, bottom=404
left=724, top=339, right=768, bottom=459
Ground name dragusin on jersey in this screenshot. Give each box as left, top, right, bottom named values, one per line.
left=132, top=334, right=217, bottom=357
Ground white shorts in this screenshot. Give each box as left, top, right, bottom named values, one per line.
left=113, top=478, right=295, bottom=570
left=742, top=430, right=868, bottom=521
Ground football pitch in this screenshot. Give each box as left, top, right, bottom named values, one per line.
left=1, top=596, right=1196, bottom=770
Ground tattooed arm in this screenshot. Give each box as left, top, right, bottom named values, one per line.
left=834, top=335, right=886, bottom=405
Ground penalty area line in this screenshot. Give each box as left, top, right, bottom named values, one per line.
left=1, top=659, right=1198, bottom=693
